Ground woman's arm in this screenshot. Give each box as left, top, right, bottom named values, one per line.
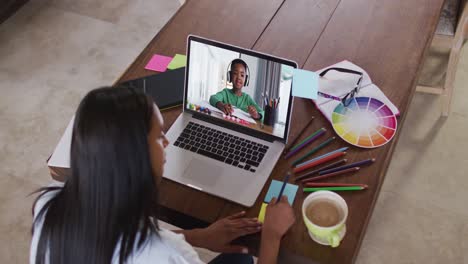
left=173, top=211, right=261, bottom=254
left=258, top=232, right=281, bottom=264
left=173, top=229, right=205, bottom=248
left=258, top=196, right=295, bottom=264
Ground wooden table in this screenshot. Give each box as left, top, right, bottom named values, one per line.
left=49, top=0, right=445, bottom=263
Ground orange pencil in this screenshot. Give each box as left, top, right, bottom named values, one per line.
left=304, top=182, right=368, bottom=188
left=301, top=167, right=360, bottom=183
left=293, top=151, right=346, bottom=173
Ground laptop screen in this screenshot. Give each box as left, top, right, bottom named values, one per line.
left=185, top=36, right=297, bottom=141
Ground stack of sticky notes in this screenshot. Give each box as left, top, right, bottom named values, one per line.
left=291, top=68, right=319, bottom=100
left=167, top=54, right=187, bottom=70
left=144, top=53, right=187, bottom=72
left=145, top=54, right=173, bottom=72
left=258, top=180, right=299, bottom=223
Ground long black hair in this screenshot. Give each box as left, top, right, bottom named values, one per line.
left=32, top=86, right=160, bottom=264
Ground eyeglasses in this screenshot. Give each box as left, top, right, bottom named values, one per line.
left=318, top=67, right=364, bottom=107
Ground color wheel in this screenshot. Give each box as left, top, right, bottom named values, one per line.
left=332, top=97, right=397, bottom=148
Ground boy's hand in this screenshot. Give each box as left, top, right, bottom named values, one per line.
left=216, top=102, right=234, bottom=115
left=248, top=105, right=260, bottom=119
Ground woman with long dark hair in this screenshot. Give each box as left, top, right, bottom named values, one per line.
left=30, top=86, right=295, bottom=264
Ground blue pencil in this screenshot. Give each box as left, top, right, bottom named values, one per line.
left=295, top=147, right=348, bottom=168
left=276, top=174, right=290, bottom=204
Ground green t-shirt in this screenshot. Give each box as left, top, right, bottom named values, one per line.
left=209, top=88, right=264, bottom=121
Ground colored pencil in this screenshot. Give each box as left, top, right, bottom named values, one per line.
left=291, top=137, right=336, bottom=165
left=295, top=147, right=348, bottom=168
left=288, top=127, right=324, bottom=153
left=304, top=183, right=368, bottom=188
left=285, top=128, right=326, bottom=159
left=293, top=151, right=346, bottom=173
left=302, top=167, right=360, bottom=183
left=303, top=186, right=366, bottom=192
left=318, top=158, right=375, bottom=175
left=283, top=117, right=315, bottom=154
left=276, top=174, right=290, bottom=204
left=294, top=159, right=347, bottom=182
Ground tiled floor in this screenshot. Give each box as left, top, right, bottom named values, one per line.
left=355, top=43, right=468, bottom=264
left=1, top=1, right=467, bottom=263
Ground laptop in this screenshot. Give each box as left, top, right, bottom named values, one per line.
left=164, top=35, right=297, bottom=207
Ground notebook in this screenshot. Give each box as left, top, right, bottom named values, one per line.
left=313, top=60, right=399, bottom=123
left=119, top=67, right=185, bottom=110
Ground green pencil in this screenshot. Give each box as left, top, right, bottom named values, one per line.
left=290, top=128, right=324, bottom=152
left=303, top=186, right=366, bottom=192
left=292, top=137, right=336, bottom=166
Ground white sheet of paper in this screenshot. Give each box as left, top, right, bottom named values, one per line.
left=231, top=107, right=257, bottom=123
left=47, top=116, right=74, bottom=168
left=197, top=101, right=224, bottom=114
left=197, top=101, right=257, bottom=123
left=313, top=60, right=399, bottom=123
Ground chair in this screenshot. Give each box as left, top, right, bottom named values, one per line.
left=416, top=0, right=468, bottom=116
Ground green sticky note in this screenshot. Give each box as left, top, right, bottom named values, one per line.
left=292, top=68, right=318, bottom=100
left=258, top=202, right=268, bottom=223
left=264, top=180, right=298, bottom=205
left=167, top=54, right=187, bottom=69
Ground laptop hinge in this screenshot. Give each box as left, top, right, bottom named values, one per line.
left=192, top=113, right=277, bottom=142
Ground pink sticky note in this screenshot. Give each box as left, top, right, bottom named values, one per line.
left=144, top=54, right=173, bottom=72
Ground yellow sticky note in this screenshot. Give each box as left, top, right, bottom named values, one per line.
left=258, top=203, right=268, bottom=223
left=167, top=54, right=187, bottom=69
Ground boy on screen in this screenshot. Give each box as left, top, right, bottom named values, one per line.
left=209, top=59, right=264, bottom=121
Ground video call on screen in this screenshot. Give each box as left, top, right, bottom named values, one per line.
left=186, top=40, right=293, bottom=139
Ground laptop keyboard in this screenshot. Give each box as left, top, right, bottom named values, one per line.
left=173, top=122, right=268, bottom=173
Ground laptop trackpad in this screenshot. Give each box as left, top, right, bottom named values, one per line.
left=182, top=158, right=221, bottom=187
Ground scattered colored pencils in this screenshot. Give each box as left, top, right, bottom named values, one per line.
left=291, top=137, right=336, bottom=165
left=301, top=167, right=360, bottom=183
left=318, top=158, right=375, bottom=175
left=283, top=117, right=314, bottom=154
left=294, top=159, right=347, bottom=182
left=295, top=147, right=348, bottom=168
left=293, top=151, right=346, bottom=173
left=284, top=128, right=326, bottom=159
left=303, top=186, right=367, bottom=192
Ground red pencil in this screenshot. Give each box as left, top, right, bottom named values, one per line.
left=304, top=183, right=368, bottom=188
left=293, top=152, right=346, bottom=173
left=301, top=167, right=360, bottom=183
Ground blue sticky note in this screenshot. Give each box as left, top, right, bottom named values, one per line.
left=264, top=180, right=299, bottom=205
left=292, top=68, right=318, bottom=100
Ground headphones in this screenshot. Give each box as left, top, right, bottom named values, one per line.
left=227, top=58, right=250, bottom=87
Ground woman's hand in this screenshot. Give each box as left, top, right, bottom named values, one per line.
left=263, top=196, right=295, bottom=240
left=216, top=102, right=234, bottom=115
left=247, top=105, right=260, bottom=119
left=257, top=196, right=296, bottom=264
left=194, top=211, right=261, bottom=253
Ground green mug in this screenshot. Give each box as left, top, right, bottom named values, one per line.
left=302, top=191, right=348, bottom=247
